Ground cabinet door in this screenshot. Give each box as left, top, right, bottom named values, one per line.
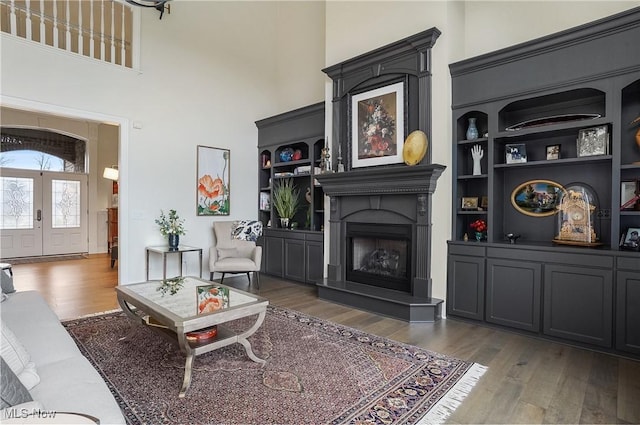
left=447, top=255, right=485, bottom=320
left=486, top=259, right=541, bottom=332
left=616, top=271, right=640, bottom=354
left=305, top=240, right=323, bottom=284
left=265, top=236, right=284, bottom=277
left=284, top=238, right=305, bottom=282
left=543, top=265, right=613, bottom=347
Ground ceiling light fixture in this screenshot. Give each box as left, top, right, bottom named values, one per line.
left=125, top=0, right=171, bottom=20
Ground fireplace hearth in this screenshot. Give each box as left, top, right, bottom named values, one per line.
left=315, top=164, right=446, bottom=322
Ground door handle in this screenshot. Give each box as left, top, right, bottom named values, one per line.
left=37, top=209, right=42, bottom=221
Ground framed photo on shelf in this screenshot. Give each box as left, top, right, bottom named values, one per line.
left=481, top=196, right=489, bottom=210
left=197, top=146, right=230, bottom=216
left=510, top=179, right=565, bottom=217
left=350, top=81, right=405, bottom=168
left=546, top=144, right=561, bottom=160
left=505, top=143, right=527, bottom=164
left=461, top=197, right=479, bottom=210
left=620, top=179, right=639, bottom=210
left=577, top=125, right=608, bottom=157
left=620, top=227, right=640, bottom=251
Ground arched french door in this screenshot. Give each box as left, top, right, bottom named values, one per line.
left=1, top=126, right=89, bottom=258
left=1, top=168, right=88, bottom=258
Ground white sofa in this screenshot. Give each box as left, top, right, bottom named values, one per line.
left=1, top=291, right=126, bottom=424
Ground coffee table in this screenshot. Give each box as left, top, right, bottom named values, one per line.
left=116, top=277, right=269, bottom=397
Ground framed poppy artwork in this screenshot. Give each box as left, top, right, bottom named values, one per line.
left=350, top=81, right=405, bottom=168
left=197, top=146, right=230, bottom=216
left=196, top=284, right=229, bottom=315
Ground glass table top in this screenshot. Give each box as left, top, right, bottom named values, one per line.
left=146, top=245, right=202, bottom=254
left=122, top=277, right=261, bottom=319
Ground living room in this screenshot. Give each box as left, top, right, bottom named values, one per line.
left=1, top=1, right=639, bottom=424
left=1, top=0, right=635, bottom=289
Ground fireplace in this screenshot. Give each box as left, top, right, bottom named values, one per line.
left=346, top=223, right=411, bottom=293
left=315, top=164, right=445, bottom=322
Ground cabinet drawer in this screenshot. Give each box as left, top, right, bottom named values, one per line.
left=487, top=247, right=613, bottom=268
left=617, top=256, right=640, bottom=271
left=448, top=243, right=486, bottom=257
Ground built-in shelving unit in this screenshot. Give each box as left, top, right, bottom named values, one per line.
left=447, top=7, right=640, bottom=358
left=255, top=103, right=325, bottom=286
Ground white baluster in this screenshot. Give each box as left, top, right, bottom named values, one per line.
left=78, top=0, right=83, bottom=54
left=89, top=0, right=94, bottom=57
left=100, top=0, right=105, bottom=60
left=9, top=0, right=17, bottom=36
left=65, top=0, right=71, bottom=50
left=25, top=0, right=32, bottom=40
left=52, top=0, right=58, bottom=48
left=110, top=0, right=115, bottom=63
left=39, top=0, right=45, bottom=44
left=120, top=1, right=125, bottom=66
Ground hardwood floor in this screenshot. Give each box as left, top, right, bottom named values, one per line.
left=9, top=255, right=640, bottom=424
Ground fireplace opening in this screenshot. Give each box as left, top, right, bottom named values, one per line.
left=346, top=223, right=412, bottom=293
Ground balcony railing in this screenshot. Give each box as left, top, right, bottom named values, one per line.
left=1, top=0, right=135, bottom=68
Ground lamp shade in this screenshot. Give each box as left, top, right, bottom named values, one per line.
left=103, top=167, right=119, bottom=181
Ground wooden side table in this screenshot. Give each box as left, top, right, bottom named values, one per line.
left=145, top=245, right=203, bottom=280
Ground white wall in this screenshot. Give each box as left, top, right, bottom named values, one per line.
left=323, top=1, right=637, bottom=304
left=1, top=1, right=326, bottom=283
left=462, top=1, right=638, bottom=60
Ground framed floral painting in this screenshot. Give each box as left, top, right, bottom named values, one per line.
left=197, top=146, right=230, bottom=216
left=350, top=81, right=405, bottom=168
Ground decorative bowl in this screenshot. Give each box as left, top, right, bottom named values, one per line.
left=279, top=148, right=294, bottom=162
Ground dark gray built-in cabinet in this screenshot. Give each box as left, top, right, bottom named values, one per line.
left=255, top=103, right=325, bottom=285
left=447, top=8, right=640, bottom=358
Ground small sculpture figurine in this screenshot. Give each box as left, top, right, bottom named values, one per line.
left=505, top=233, right=521, bottom=244
left=336, top=143, right=345, bottom=172
left=471, top=144, right=483, bottom=176
left=320, top=145, right=333, bottom=173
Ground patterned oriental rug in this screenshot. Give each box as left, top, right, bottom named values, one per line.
left=63, top=307, right=487, bottom=425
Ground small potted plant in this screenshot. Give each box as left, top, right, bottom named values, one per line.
left=470, top=219, right=487, bottom=242
left=155, top=209, right=186, bottom=249
left=272, top=178, right=300, bottom=229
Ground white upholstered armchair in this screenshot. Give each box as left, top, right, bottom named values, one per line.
left=209, top=221, right=263, bottom=288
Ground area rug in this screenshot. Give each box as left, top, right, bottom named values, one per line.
left=63, top=306, right=487, bottom=425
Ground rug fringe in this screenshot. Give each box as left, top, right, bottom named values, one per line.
left=63, top=308, right=122, bottom=321
left=417, top=363, right=488, bottom=425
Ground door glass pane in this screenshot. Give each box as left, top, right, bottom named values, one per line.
left=0, top=177, right=34, bottom=229
left=51, top=180, right=80, bottom=228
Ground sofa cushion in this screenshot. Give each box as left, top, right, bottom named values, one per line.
left=0, top=323, right=40, bottom=390
left=29, top=356, right=125, bottom=425
left=1, top=270, right=15, bottom=294
left=0, top=357, right=32, bottom=409
left=0, top=291, right=126, bottom=424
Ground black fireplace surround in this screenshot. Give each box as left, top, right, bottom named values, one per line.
left=315, top=165, right=445, bottom=322
left=317, top=26, right=444, bottom=322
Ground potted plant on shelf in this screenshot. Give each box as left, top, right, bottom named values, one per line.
left=272, top=178, right=300, bottom=229
left=155, top=209, right=186, bottom=249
